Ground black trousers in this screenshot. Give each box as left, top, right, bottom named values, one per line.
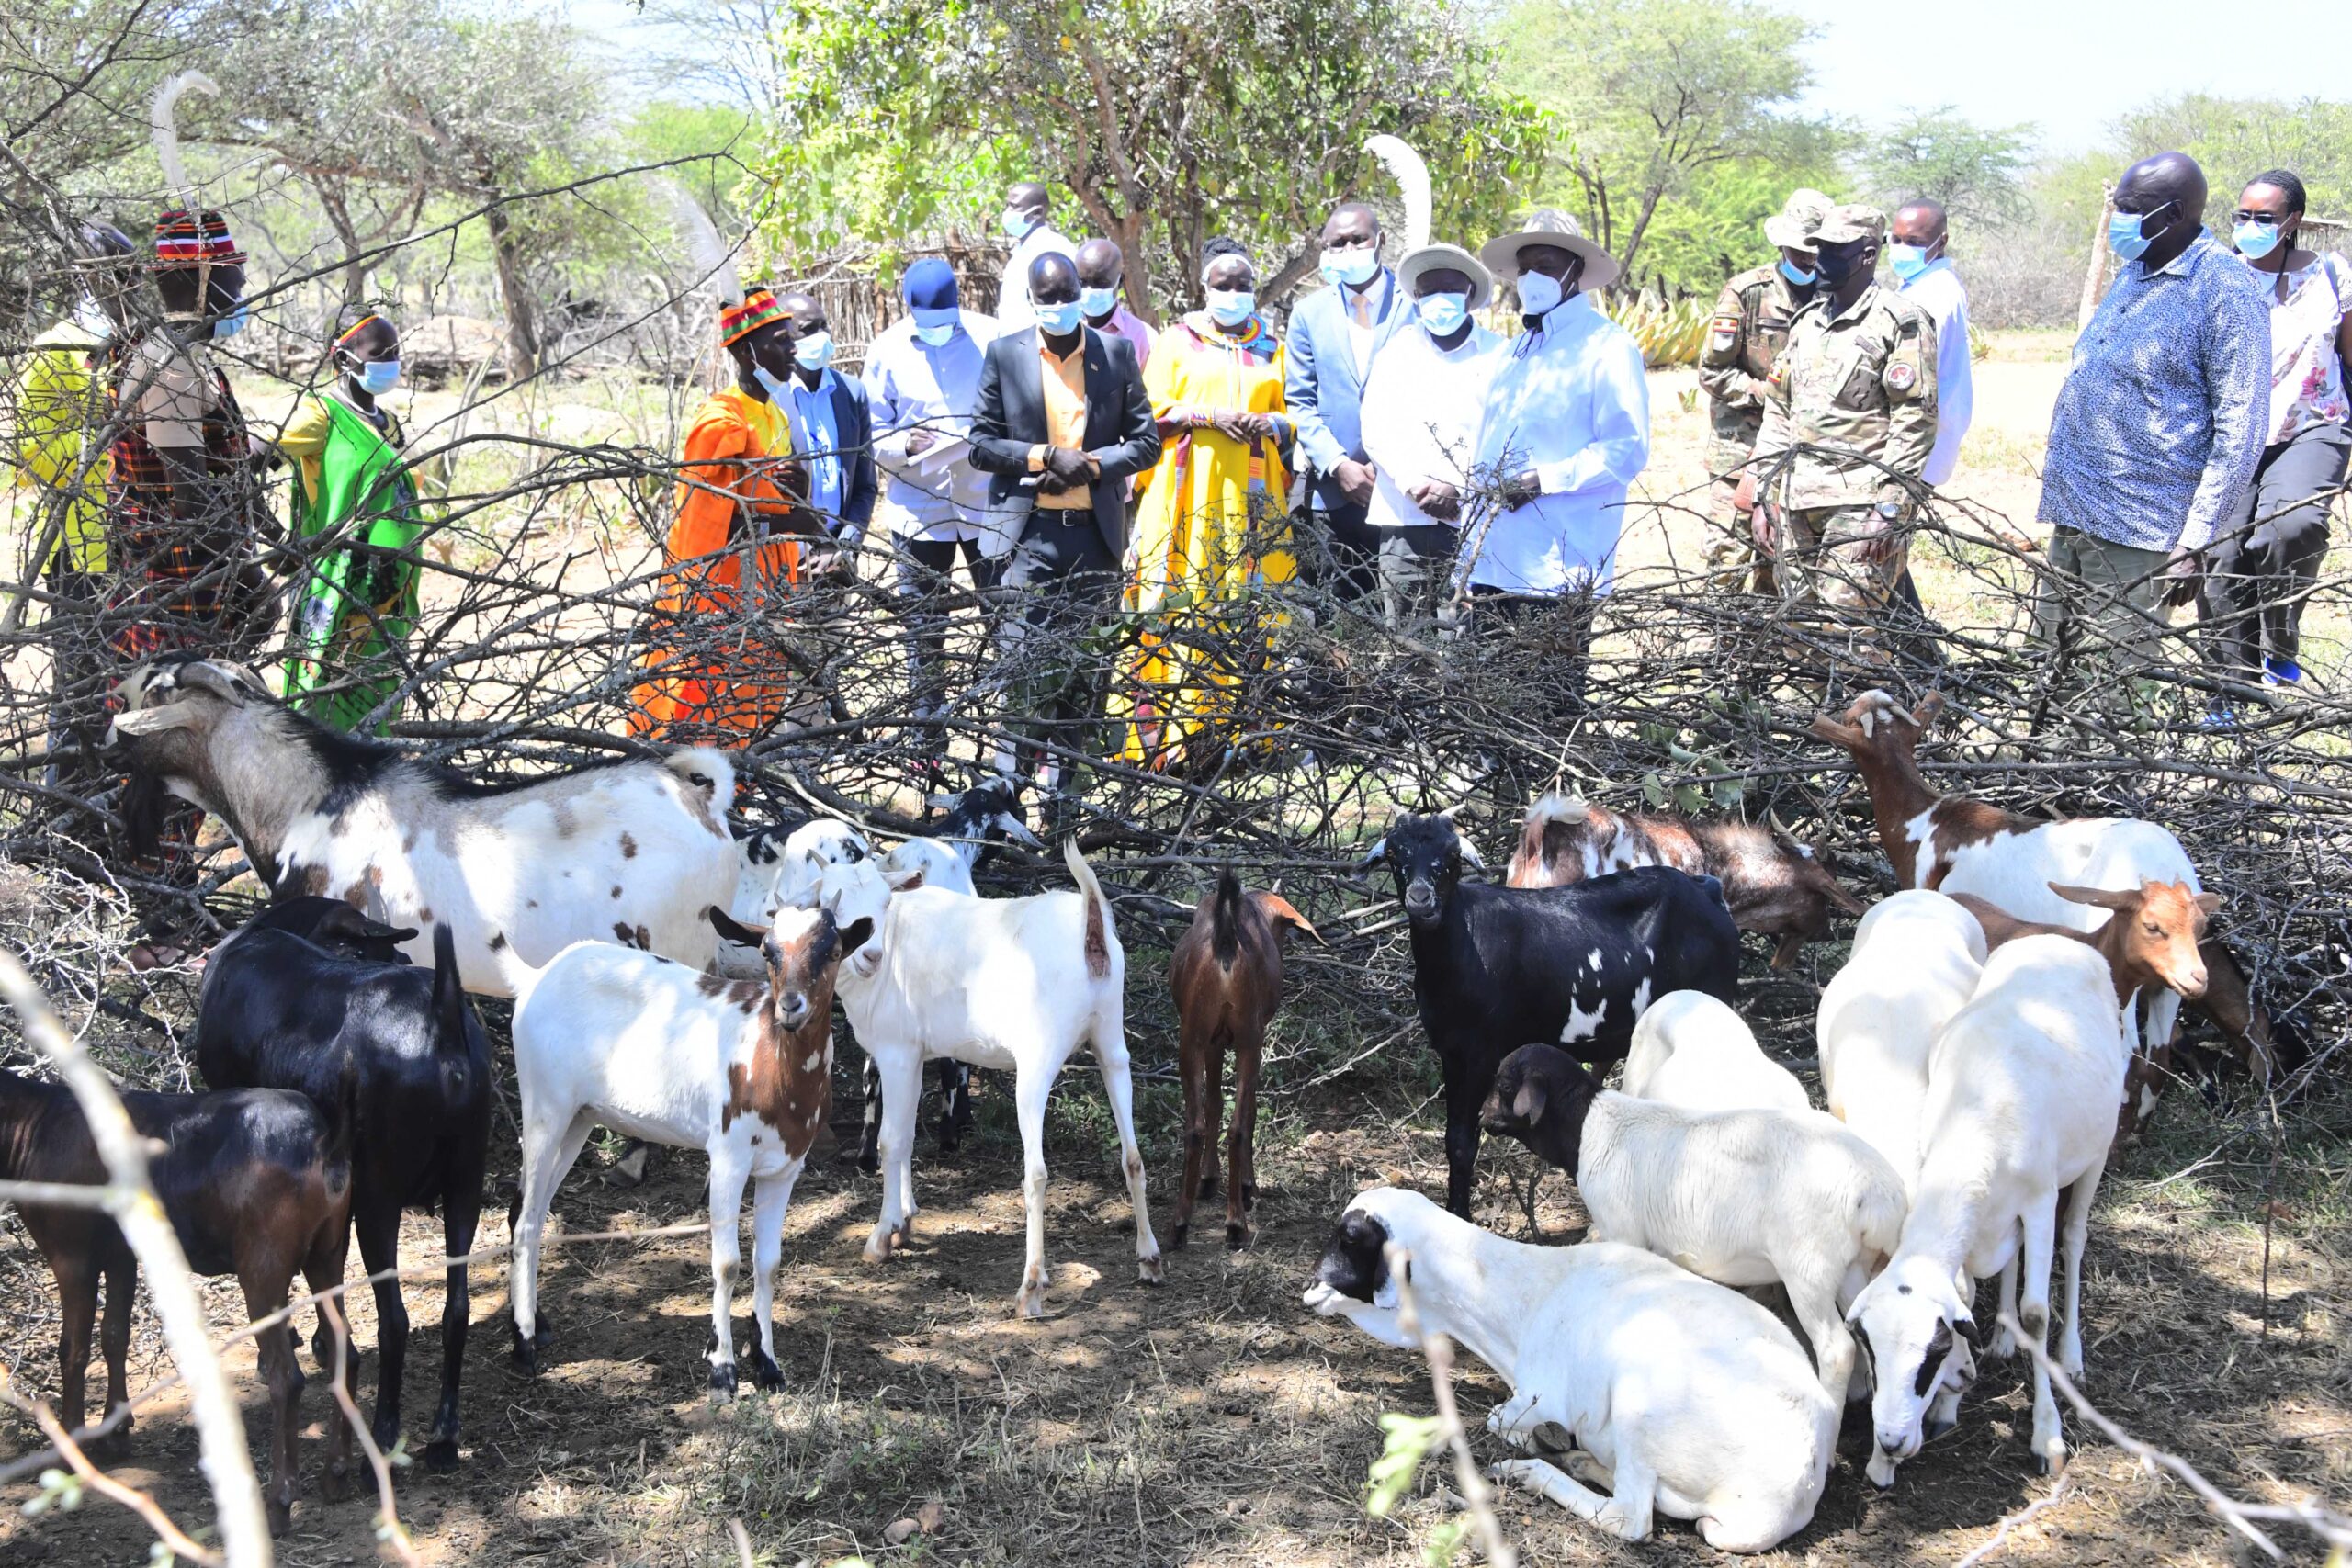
left=997, top=511, right=1120, bottom=784
left=2200, top=421, right=2349, bottom=679
left=1308, top=501, right=1385, bottom=603
left=894, top=534, right=997, bottom=758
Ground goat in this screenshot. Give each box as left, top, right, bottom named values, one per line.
left=729, top=806, right=818, bottom=923
left=1306, top=1187, right=1836, bottom=1551
left=195, top=910, right=492, bottom=1471
left=830, top=841, right=1162, bottom=1316
left=0, top=1069, right=356, bottom=1533
left=1811, top=687, right=2293, bottom=1114
left=1482, top=1045, right=1905, bottom=1403
left=1816, top=890, right=1987, bottom=1190
left=729, top=815, right=863, bottom=929
left=231, top=897, right=417, bottom=964
left=1505, top=792, right=1862, bottom=967
left=503, top=897, right=869, bottom=1395
left=1359, top=810, right=1742, bottom=1217
left=1846, top=934, right=2128, bottom=1484
left=1618, top=990, right=1808, bottom=1114
left=105, top=654, right=737, bottom=991
left=1168, top=868, right=1321, bottom=1249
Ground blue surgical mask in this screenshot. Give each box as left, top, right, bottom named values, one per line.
left=795, top=330, right=835, bottom=370
left=1001, top=207, right=1035, bottom=239
left=1887, top=243, right=1932, bottom=282
left=1416, top=291, right=1470, bottom=336
left=1320, top=247, right=1379, bottom=288
left=1206, top=288, right=1256, bottom=327
left=350, top=357, right=401, bottom=396
left=2233, top=220, right=2282, bottom=260
left=1778, top=257, right=1817, bottom=287
left=1515, top=270, right=1564, bottom=316
left=910, top=309, right=959, bottom=347
left=1080, top=286, right=1119, bottom=318
left=751, top=365, right=791, bottom=402
left=210, top=302, right=248, bottom=340
left=2109, top=206, right=2169, bottom=263
left=1034, top=299, right=1083, bottom=335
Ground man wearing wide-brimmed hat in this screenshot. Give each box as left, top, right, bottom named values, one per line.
left=1700, top=188, right=1831, bottom=591
left=1464, top=209, right=1650, bottom=668
left=1354, top=241, right=1505, bottom=624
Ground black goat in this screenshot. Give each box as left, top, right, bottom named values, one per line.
left=233, top=896, right=418, bottom=964
left=0, top=1070, right=356, bottom=1533
left=1360, top=810, right=1741, bottom=1217
left=195, top=907, right=492, bottom=1472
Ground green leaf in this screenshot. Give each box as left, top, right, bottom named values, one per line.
left=1364, top=1411, right=1444, bottom=1518
left=1639, top=772, right=1666, bottom=808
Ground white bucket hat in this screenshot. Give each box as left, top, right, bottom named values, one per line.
left=1394, top=243, right=1496, bottom=312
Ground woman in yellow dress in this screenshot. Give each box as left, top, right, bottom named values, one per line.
left=1117, top=239, right=1295, bottom=770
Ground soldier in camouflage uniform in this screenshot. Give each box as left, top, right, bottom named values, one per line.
left=1753, top=204, right=1939, bottom=625
left=1697, top=188, right=1832, bottom=591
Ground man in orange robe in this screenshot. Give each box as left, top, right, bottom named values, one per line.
left=629, top=285, right=822, bottom=740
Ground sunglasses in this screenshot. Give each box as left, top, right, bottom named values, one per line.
left=2231, top=210, right=2290, bottom=225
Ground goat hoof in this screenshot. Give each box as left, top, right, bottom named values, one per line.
left=707, top=1362, right=738, bottom=1403
left=1170, top=1223, right=1189, bottom=1250
left=749, top=1351, right=785, bottom=1392
left=1196, top=1173, right=1216, bottom=1199
left=371, top=1416, right=401, bottom=1454
left=509, top=1330, right=541, bottom=1377
left=1136, top=1252, right=1165, bottom=1285
left=266, top=1497, right=292, bottom=1537
left=854, top=1146, right=880, bottom=1176
left=863, top=1234, right=895, bottom=1264
left=422, top=1438, right=460, bottom=1473
left=320, top=1462, right=352, bottom=1504
left=1989, top=1328, right=2017, bottom=1359
left=1225, top=1224, right=1251, bottom=1252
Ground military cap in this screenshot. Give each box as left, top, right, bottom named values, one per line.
left=1812, top=205, right=1887, bottom=246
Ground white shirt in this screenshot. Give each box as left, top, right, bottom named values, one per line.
left=1898, top=257, right=1973, bottom=487
left=1359, top=321, right=1505, bottom=529
left=995, top=222, right=1078, bottom=333
left=1468, top=294, right=1651, bottom=594
left=859, top=311, right=999, bottom=541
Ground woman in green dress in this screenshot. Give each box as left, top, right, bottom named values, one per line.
left=274, top=308, right=425, bottom=733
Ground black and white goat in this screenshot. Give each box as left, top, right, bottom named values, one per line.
left=196, top=903, right=492, bottom=1470
left=1358, top=811, right=1742, bottom=1216
left=106, top=655, right=737, bottom=989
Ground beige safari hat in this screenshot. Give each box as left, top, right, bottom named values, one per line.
left=1762, top=188, right=1834, bottom=253
left=1813, top=204, right=1889, bottom=247
left=1395, top=243, right=1497, bottom=312
left=1477, top=209, right=1621, bottom=292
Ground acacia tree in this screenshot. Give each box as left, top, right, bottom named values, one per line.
left=1862, top=109, right=2034, bottom=225
left=752, top=0, right=1546, bottom=320
left=1494, top=0, right=1822, bottom=287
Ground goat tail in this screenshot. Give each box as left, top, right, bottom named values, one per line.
left=1063, top=839, right=1115, bottom=981
left=324, top=1053, right=362, bottom=1201
left=1211, top=865, right=1244, bottom=968
left=431, top=923, right=469, bottom=1053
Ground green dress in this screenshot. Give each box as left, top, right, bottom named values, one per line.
left=283, top=392, right=424, bottom=733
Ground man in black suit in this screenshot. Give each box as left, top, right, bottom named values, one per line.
left=970, top=252, right=1160, bottom=807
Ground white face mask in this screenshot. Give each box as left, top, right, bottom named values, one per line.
left=1319, top=247, right=1379, bottom=288
left=912, top=320, right=958, bottom=347
left=1515, top=270, right=1565, bottom=316
left=1206, top=288, right=1256, bottom=327
left=796, top=329, right=836, bottom=370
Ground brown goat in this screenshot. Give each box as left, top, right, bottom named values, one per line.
left=0, top=1069, right=356, bottom=1534
left=1169, top=870, right=1319, bottom=1249
left=1504, top=793, right=1862, bottom=967
left=1949, top=880, right=2219, bottom=1133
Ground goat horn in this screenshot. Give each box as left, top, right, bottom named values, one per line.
left=176, top=660, right=254, bottom=707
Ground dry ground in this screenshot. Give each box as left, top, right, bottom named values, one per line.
left=3, top=330, right=2347, bottom=1567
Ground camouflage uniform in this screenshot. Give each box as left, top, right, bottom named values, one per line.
left=1753, top=208, right=1939, bottom=615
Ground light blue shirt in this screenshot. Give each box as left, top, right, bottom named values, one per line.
left=997, top=223, right=1077, bottom=333
left=2041, top=230, right=2268, bottom=552
left=860, top=312, right=999, bottom=539
left=787, top=367, right=843, bottom=524
left=1897, top=256, right=1973, bottom=487
left=1469, top=293, right=1651, bottom=594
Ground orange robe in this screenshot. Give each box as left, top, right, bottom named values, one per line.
left=628, top=387, right=808, bottom=740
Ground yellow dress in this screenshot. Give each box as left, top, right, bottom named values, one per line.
left=1116, top=311, right=1295, bottom=769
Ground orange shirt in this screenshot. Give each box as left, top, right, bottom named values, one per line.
left=1032, top=337, right=1091, bottom=510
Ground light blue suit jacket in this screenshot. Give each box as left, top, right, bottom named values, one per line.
left=1283, top=269, right=1410, bottom=512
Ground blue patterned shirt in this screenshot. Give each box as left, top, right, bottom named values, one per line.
left=2040, top=230, right=2267, bottom=552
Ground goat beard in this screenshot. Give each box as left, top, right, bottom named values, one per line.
left=117, top=769, right=172, bottom=862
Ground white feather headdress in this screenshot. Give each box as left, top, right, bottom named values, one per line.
left=1363, top=135, right=1432, bottom=254
left=653, top=177, right=744, bottom=308
left=150, top=72, right=218, bottom=212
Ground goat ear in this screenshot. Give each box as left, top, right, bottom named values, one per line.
left=178, top=660, right=255, bottom=706
left=838, top=917, right=876, bottom=955
left=111, top=703, right=203, bottom=736
left=884, top=863, right=926, bottom=892
left=1910, top=692, right=1946, bottom=728
left=991, top=810, right=1044, bottom=847
left=1254, top=893, right=1324, bottom=945
left=2049, top=882, right=2134, bottom=912
left=1455, top=837, right=1486, bottom=872
left=1351, top=836, right=1387, bottom=872
left=1807, top=715, right=1864, bottom=748
left=2193, top=892, right=2222, bottom=914
left=1512, top=1074, right=1548, bottom=1125
left=923, top=793, right=957, bottom=813
left=705, top=906, right=768, bottom=947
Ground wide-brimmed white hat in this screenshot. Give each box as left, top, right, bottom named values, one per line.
left=1478, top=209, right=1621, bottom=292
left=1394, top=243, right=1496, bottom=312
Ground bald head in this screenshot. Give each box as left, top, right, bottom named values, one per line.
left=2119, top=152, right=2206, bottom=222
left=1008, top=182, right=1049, bottom=215
left=1074, top=238, right=1124, bottom=289
left=1894, top=199, right=1947, bottom=243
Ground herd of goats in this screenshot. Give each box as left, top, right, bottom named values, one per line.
left=0, top=652, right=2297, bottom=1548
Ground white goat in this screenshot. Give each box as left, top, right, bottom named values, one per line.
left=1846, top=935, right=2128, bottom=1484
left=1483, top=1044, right=1906, bottom=1402
left=1619, top=990, right=1808, bottom=1114
left=107, top=656, right=736, bottom=989
left=717, top=818, right=874, bottom=978
left=504, top=896, right=871, bottom=1395
left=1306, top=1187, right=1837, bottom=1552
left=1816, top=891, right=1987, bottom=1190
left=828, top=840, right=1162, bottom=1316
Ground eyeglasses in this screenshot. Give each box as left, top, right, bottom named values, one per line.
left=2231, top=210, right=2288, bottom=225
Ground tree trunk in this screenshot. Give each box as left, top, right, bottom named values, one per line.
left=485, top=202, right=539, bottom=379
left=1111, top=209, right=1158, bottom=328
left=1617, top=184, right=1668, bottom=290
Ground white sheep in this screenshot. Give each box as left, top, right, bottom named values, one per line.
left=1845, top=934, right=2129, bottom=1484
left=1619, top=990, right=1808, bottom=1114
left=1816, top=890, right=1988, bottom=1190
left=824, top=840, right=1161, bottom=1315
left=1306, top=1187, right=1837, bottom=1552
left=1483, top=1044, right=1907, bottom=1403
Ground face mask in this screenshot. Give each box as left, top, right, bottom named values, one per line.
left=1320, top=247, right=1379, bottom=288
left=795, top=330, right=835, bottom=370
left=1416, top=291, right=1470, bottom=336
left=1813, top=247, right=1872, bottom=288
left=210, top=302, right=249, bottom=340
left=2108, top=207, right=2168, bottom=263
left=2233, top=220, right=2283, bottom=260
left=349, top=357, right=401, bottom=396
left=1080, top=286, right=1118, bottom=318
left=1034, top=299, right=1083, bottom=335
left=1001, top=207, right=1035, bottom=239
left=1206, top=288, right=1256, bottom=327
left=1778, top=257, right=1817, bottom=287
left=71, top=298, right=112, bottom=339
left=751, top=365, right=791, bottom=402
left=1887, top=243, right=1933, bottom=282
left=911, top=313, right=959, bottom=347
left=1515, top=270, right=1564, bottom=316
